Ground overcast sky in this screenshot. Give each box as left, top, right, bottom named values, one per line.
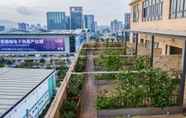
left=0, top=0, right=130, bottom=26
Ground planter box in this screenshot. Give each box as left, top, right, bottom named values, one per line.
left=95, top=80, right=115, bottom=86
left=98, top=106, right=182, bottom=118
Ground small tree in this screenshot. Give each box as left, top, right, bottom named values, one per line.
left=98, top=49, right=121, bottom=71
left=147, top=69, right=177, bottom=108
left=115, top=69, right=178, bottom=109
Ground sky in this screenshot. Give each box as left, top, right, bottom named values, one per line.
left=0, top=0, right=130, bottom=26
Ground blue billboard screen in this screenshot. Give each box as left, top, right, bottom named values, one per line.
left=0, top=38, right=65, bottom=51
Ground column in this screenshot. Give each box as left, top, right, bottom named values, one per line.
left=150, top=34, right=155, bottom=68
left=180, top=40, right=186, bottom=106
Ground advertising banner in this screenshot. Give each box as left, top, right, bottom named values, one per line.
left=0, top=38, right=65, bottom=51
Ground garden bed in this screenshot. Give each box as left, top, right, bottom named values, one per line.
left=74, top=56, right=87, bottom=72
left=96, top=69, right=180, bottom=110
left=92, top=45, right=150, bottom=72
left=60, top=74, right=85, bottom=118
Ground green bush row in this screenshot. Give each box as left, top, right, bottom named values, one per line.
left=97, top=69, right=179, bottom=110
left=60, top=74, right=85, bottom=118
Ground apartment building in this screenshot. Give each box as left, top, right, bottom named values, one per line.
left=129, top=0, right=186, bottom=56
left=129, top=0, right=186, bottom=107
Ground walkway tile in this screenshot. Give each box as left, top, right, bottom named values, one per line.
left=80, top=51, right=97, bottom=118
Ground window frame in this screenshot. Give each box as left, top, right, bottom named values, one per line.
left=142, top=0, right=163, bottom=22
left=170, top=0, right=186, bottom=19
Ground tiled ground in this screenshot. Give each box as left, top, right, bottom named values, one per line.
left=132, top=114, right=185, bottom=118
left=80, top=51, right=97, bottom=118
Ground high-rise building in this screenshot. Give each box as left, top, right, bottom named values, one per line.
left=70, top=7, right=83, bottom=30
left=110, top=20, right=123, bottom=34
left=124, top=13, right=131, bottom=29
left=65, top=16, right=71, bottom=30
left=94, top=21, right=98, bottom=32
left=47, top=12, right=66, bottom=30
left=84, top=15, right=95, bottom=32
left=0, top=26, right=5, bottom=32
left=18, top=23, right=29, bottom=32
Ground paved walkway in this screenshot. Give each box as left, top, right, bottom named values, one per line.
left=133, top=114, right=185, bottom=118
left=80, top=51, right=97, bottom=118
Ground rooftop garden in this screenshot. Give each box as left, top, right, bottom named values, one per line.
left=56, top=42, right=181, bottom=118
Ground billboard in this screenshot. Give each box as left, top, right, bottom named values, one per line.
left=0, top=38, right=65, bottom=52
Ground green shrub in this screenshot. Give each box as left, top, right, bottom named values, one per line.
left=97, top=49, right=122, bottom=71
left=58, top=65, right=68, bottom=79
left=134, top=56, right=150, bottom=70
left=97, top=69, right=179, bottom=109
left=63, top=111, right=76, bottom=118
left=74, top=57, right=86, bottom=72
left=68, top=74, right=84, bottom=97
left=97, top=97, right=113, bottom=110
left=63, top=100, right=77, bottom=111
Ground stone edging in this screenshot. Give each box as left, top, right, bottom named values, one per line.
left=98, top=106, right=182, bottom=118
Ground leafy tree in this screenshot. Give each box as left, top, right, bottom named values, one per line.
left=0, top=64, right=5, bottom=68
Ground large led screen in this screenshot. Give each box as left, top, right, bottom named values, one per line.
left=0, top=38, right=65, bottom=51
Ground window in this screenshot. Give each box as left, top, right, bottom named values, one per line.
left=170, top=0, right=186, bottom=18
left=141, top=39, right=144, bottom=44
left=133, top=4, right=139, bottom=22
left=170, top=46, right=182, bottom=55
left=142, top=0, right=163, bottom=21
left=154, top=42, right=159, bottom=48
left=177, top=0, right=184, bottom=17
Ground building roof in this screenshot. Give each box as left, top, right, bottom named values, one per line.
left=0, top=68, right=55, bottom=117
left=129, top=0, right=141, bottom=5
left=0, top=29, right=86, bottom=36
left=124, top=29, right=186, bottom=38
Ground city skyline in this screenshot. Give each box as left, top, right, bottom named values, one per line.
left=0, top=0, right=130, bottom=26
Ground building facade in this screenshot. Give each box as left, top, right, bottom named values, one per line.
left=0, top=31, right=87, bottom=55
left=65, top=16, right=71, bottom=30
left=129, top=0, right=186, bottom=56
left=110, top=19, right=123, bottom=34
left=47, top=12, right=66, bottom=30
left=70, top=7, right=83, bottom=30
left=84, top=15, right=95, bottom=32
left=0, top=26, right=5, bottom=32
left=129, top=0, right=186, bottom=106
left=124, top=13, right=131, bottom=29
left=0, top=68, right=56, bottom=118
left=18, top=23, right=29, bottom=32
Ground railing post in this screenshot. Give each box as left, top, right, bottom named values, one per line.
left=180, top=40, right=186, bottom=106
left=124, top=31, right=127, bottom=49
left=135, top=32, right=139, bottom=56
left=150, top=34, right=155, bottom=68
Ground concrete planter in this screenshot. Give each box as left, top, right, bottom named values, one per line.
left=98, top=106, right=182, bottom=118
